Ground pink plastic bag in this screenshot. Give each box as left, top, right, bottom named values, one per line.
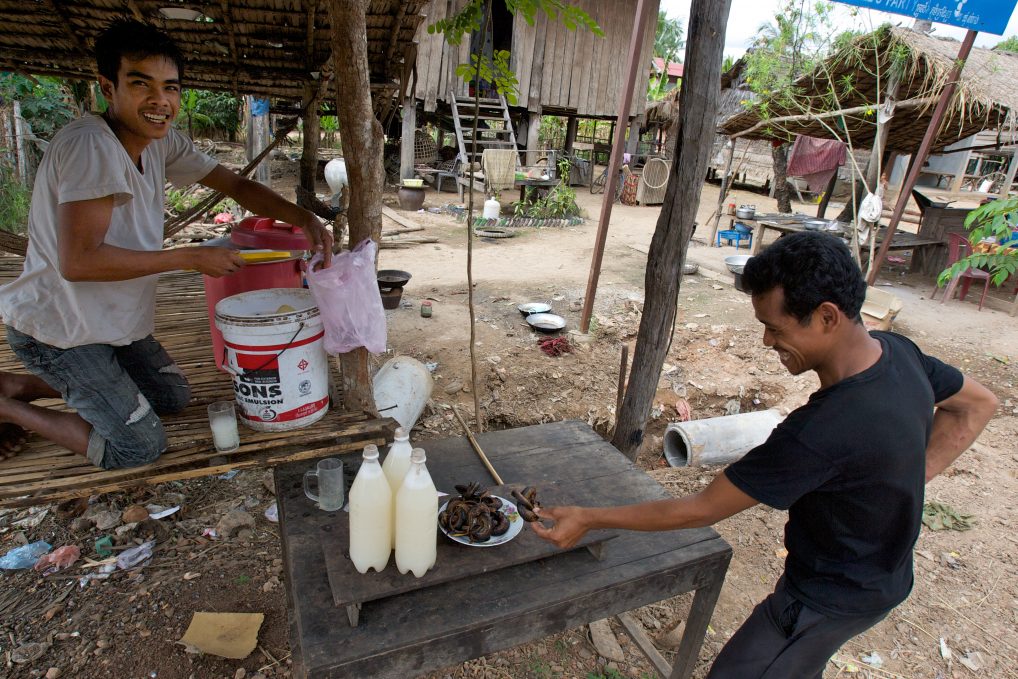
left=306, top=238, right=387, bottom=354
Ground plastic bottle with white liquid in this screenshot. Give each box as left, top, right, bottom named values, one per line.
left=381, top=427, right=413, bottom=547
left=348, top=444, right=392, bottom=574
left=394, top=447, right=438, bottom=578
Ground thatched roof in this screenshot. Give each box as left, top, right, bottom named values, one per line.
left=0, top=0, right=428, bottom=104
left=717, top=27, right=1018, bottom=153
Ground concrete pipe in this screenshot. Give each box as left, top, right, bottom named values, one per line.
left=663, top=409, right=784, bottom=467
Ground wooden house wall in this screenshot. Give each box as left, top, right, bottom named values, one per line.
left=414, top=0, right=658, bottom=117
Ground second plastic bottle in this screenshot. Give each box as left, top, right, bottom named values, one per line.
left=394, top=447, right=438, bottom=578
left=348, top=444, right=392, bottom=574
left=381, top=427, right=413, bottom=548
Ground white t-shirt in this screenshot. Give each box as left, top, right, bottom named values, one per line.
left=0, top=115, right=217, bottom=348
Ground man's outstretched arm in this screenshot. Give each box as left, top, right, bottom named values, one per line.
left=530, top=473, right=758, bottom=549
left=926, top=375, right=997, bottom=482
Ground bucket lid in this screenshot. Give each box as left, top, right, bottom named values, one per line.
left=231, top=216, right=310, bottom=250
left=215, top=288, right=319, bottom=326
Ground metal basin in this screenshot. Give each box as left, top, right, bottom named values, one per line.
left=526, top=313, right=566, bottom=333
left=518, top=302, right=552, bottom=316
left=724, top=255, right=752, bottom=275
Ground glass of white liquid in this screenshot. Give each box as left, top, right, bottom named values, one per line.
left=207, top=401, right=241, bottom=453
left=304, top=458, right=345, bottom=511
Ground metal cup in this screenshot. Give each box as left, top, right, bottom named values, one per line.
left=303, top=458, right=345, bottom=511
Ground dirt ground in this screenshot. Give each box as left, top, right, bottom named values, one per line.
left=1, top=158, right=1016, bottom=679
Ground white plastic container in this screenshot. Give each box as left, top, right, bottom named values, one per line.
left=394, top=447, right=438, bottom=578
left=372, top=357, right=433, bottom=431
left=483, top=197, right=500, bottom=220
left=215, top=289, right=329, bottom=431
left=348, top=444, right=392, bottom=574
left=381, top=427, right=413, bottom=547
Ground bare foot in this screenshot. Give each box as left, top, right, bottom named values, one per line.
left=0, top=422, right=28, bottom=460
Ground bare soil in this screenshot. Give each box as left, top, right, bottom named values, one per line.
left=1, top=158, right=1015, bottom=679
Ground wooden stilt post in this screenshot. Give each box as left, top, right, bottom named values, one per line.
left=868, top=30, right=978, bottom=286
left=400, top=96, right=416, bottom=180
left=708, top=138, right=736, bottom=247
left=580, top=0, right=655, bottom=333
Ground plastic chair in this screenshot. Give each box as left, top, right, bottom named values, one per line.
left=932, top=233, right=991, bottom=311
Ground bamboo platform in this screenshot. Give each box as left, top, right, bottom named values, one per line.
left=0, top=257, right=395, bottom=508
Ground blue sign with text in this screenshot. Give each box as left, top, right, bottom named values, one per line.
left=834, top=0, right=1015, bottom=35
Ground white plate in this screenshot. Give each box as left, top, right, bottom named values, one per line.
left=438, top=495, right=524, bottom=547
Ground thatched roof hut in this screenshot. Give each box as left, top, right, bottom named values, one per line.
left=717, top=27, right=1018, bottom=152
left=0, top=0, right=427, bottom=108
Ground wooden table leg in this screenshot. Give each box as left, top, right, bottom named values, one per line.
left=751, top=226, right=767, bottom=255
left=669, top=557, right=730, bottom=679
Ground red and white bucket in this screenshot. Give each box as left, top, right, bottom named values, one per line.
left=214, top=289, right=329, bottom=431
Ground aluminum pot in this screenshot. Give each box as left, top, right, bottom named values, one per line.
left=736, top=205, right=756, bottom=220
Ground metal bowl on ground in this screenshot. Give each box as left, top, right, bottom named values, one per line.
left=377, top=269, right=412, bottom=288
left=518, top=302, right=552, bottom=316
left=682, top=262, right=699, bottom=275
left=526, top=313, right=566, bottom=333
left=724, top=254, right=752, bottom=275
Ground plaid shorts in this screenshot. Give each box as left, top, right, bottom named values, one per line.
left=6, top=326, right=190, bottom=469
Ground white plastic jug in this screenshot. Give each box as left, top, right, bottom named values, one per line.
left=348, top=444, right=392, bottom=573
left=483, top=197, right=500, bottom=220
left=381, top=427, right=413, bottom=548
left=394, top=447, right=438, bottom=578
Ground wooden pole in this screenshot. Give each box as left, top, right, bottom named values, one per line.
left=452, top=406, right=503, bottom=485
left=998, top=152, right=1018, bottom=198
left=611, top=0, right=732, bottom=460
left=708, top=138, right=736, bottom=247
left=12, top=101, right=28, bottom=185
left=580, top=0, right=654, bottom=333
left=867, top=30, right=978, bottom=286
left=400, top=96, right=416, bottom=179
left=298, top=82, right=322, bottom=206
left=815, top=170, right=838, bottom=219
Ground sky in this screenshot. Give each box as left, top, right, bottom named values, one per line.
left=657, top=0, right=1018, bottom=59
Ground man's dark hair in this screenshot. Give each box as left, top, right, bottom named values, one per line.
left=742, top=231, right=866, bottom=323
left=95, top=20, right=185, bottom=84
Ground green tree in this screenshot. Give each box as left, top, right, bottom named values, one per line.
left=939, top=197, right=1018, bottom=288
left=0, top=73, right=76, bottom=140
left=174, top=89, right=241, bottom=140
left=993, top=36, right=1018, bottom=52
left=655, top=12, right=685, bottom=64
left=743, top=1, right=833, bottom=212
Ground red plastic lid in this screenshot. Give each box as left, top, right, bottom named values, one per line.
left=230, top=216, right=310, bottom=250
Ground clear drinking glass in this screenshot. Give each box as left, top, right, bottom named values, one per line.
left=207, top=401, right=240, bottom=453
left=304, top=458, right=345, bottom=511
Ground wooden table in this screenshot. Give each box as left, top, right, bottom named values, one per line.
left=277, top=420, right=732, bottom=679
left=751, top=219, right=944, bottom=272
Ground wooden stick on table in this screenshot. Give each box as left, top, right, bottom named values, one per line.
left=452, top=406, right=504, bottom=485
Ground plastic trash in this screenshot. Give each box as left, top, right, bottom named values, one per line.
left=218, top=470, right=239, bottom=481
left=94, top=536, right=113, bottom=557
left=0, top=541, right=51, bottom=570
left=264, top=502, right=279, bottom=523
left=34, top=545, right=81, bottom=574
left=146, top=505, right=181, bottom=520
left=116, top=540, right=155, bottom=570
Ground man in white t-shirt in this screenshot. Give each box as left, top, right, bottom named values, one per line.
left=0, top=20, right=334, bottom=469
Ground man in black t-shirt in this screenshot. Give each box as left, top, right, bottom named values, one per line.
left=532, top=232, right=997, bottom=678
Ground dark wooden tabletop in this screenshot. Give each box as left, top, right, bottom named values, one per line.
left=276, top=420, right=732, bottom=679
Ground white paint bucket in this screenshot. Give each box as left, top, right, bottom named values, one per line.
left=215, top=288, right=329, bottom=431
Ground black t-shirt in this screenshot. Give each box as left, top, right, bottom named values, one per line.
left=725, top=331, right=964, bottom=618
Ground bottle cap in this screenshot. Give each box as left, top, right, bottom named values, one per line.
left=393, top=427, right=409, bottom=441
left=410, top=447, right=426, bottom=463
left=422, top=301, right=432, bottom=307
left=362, top=444, right=379, bottom=460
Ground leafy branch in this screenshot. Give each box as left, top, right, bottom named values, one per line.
left=938, top=197, right=1018, bottom=287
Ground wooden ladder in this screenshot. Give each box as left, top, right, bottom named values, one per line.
left=450, top=90, right=519, bottom=195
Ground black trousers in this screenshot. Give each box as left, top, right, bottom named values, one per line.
left=707, top=577, right=890, bottom=679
